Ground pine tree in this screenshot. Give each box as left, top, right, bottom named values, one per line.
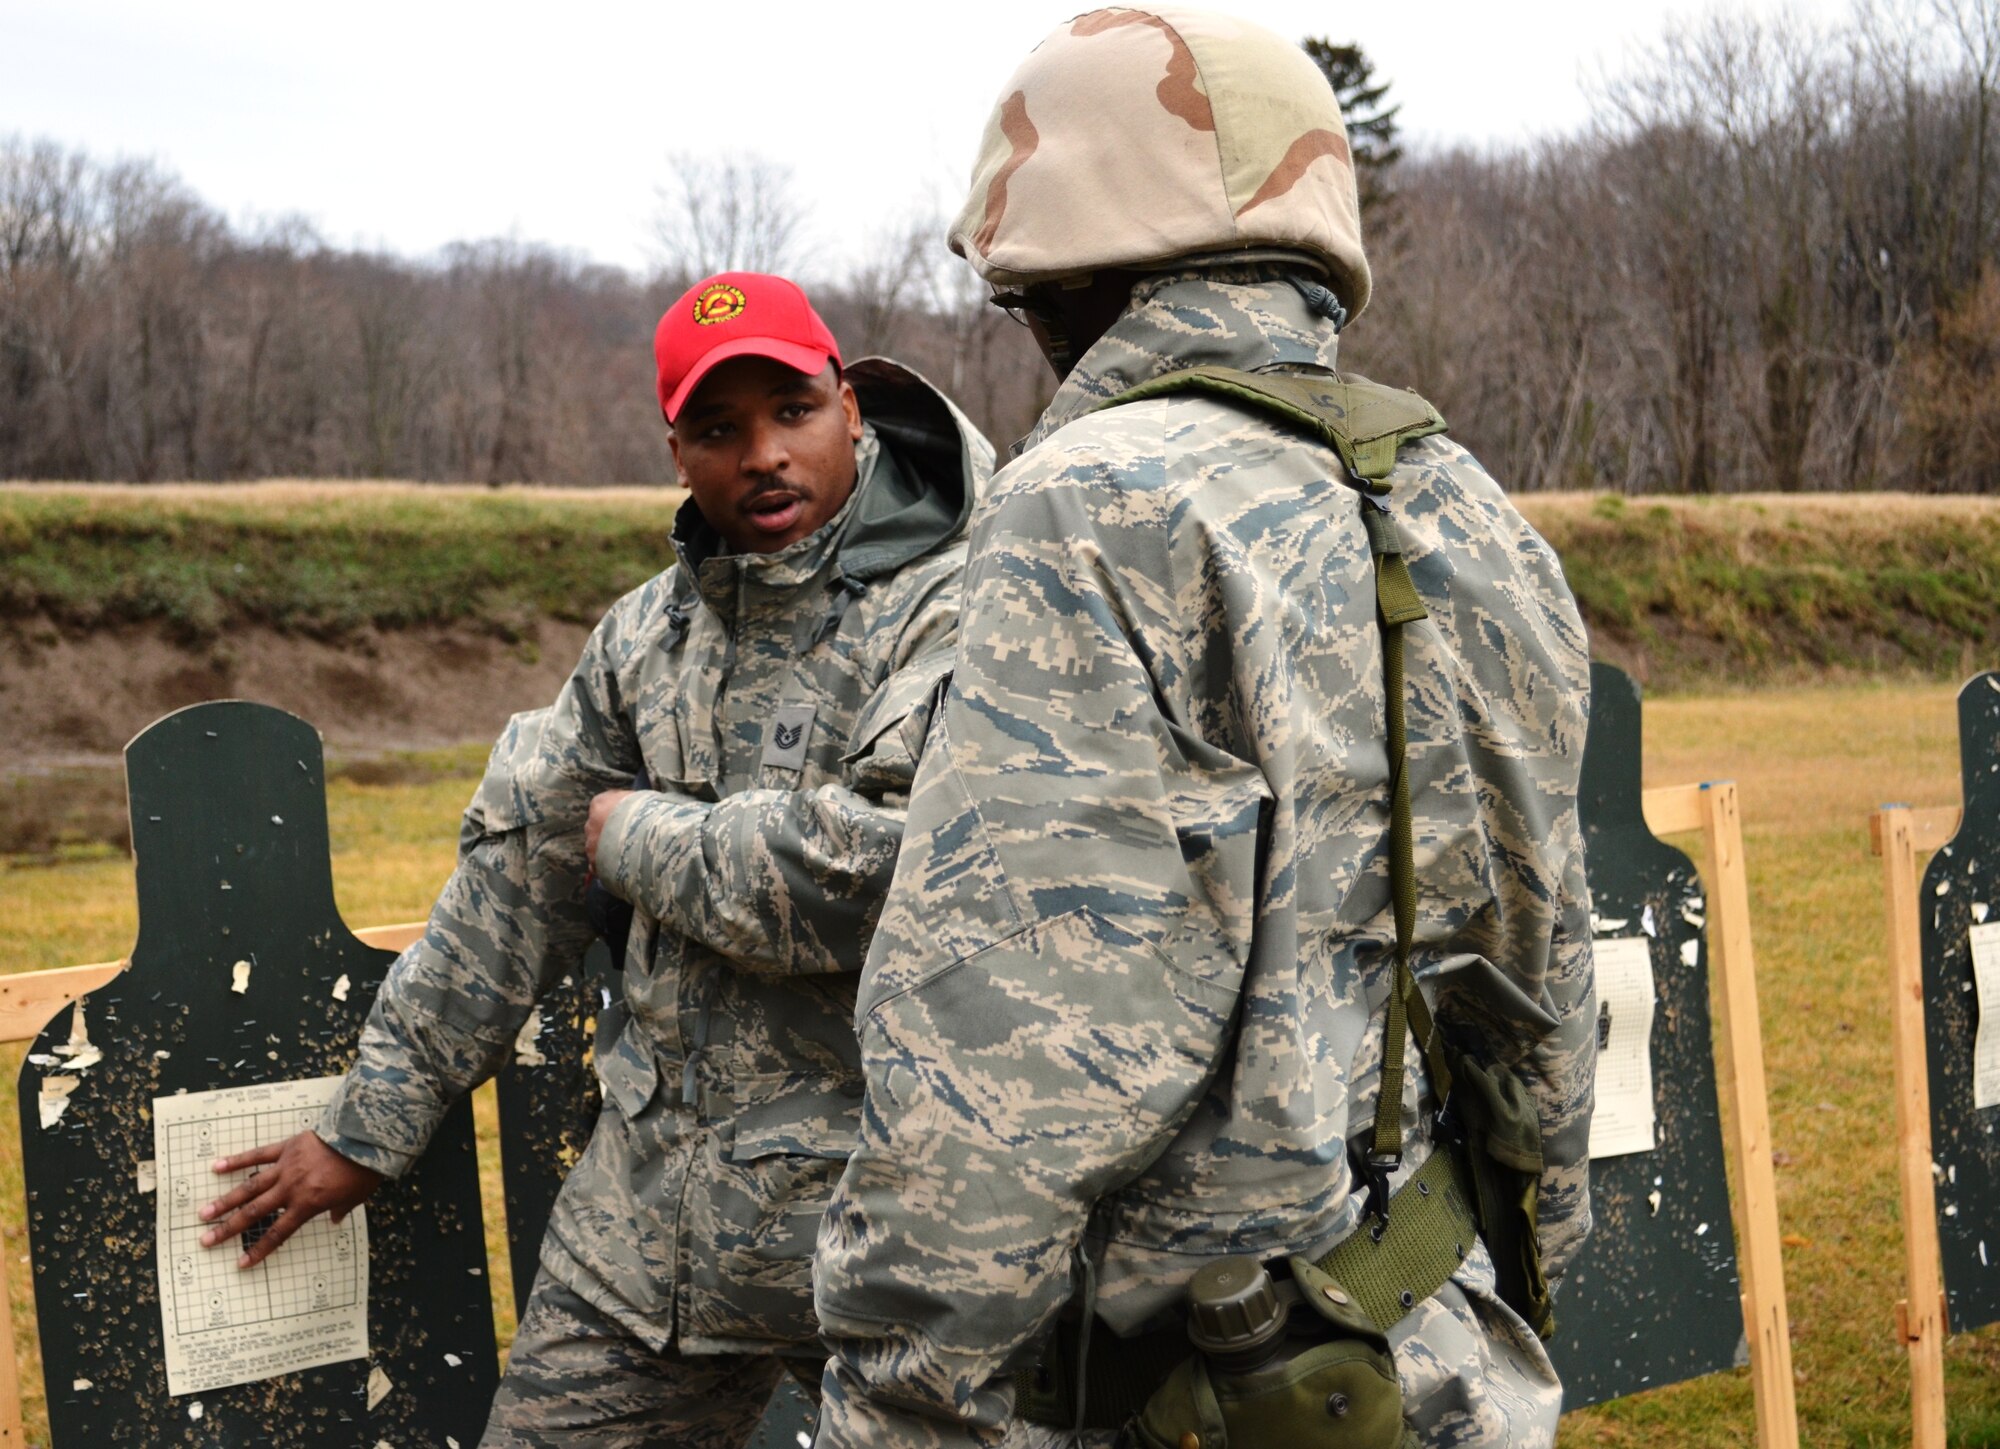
left=1301, top=39, right=1403, bottom=213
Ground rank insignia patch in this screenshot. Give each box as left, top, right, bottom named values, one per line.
left=762, top=705, right=817, bottom=770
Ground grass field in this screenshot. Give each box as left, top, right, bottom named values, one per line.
left=1569, top=681, right=2000, bottom=1447
left=0, top=681, right=1995, bottom=1444
left=0, top=483, right=683, bottom=640
left=5, top=485, right=1998, bottom=692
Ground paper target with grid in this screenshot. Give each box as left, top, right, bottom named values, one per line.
left=1586, top=935, right=1659, bottom=1159
left=154, top=1077, right=370, bottom=1396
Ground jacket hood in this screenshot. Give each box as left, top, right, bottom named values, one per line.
left=839, top=356, right=993, bottom=582
left=669, top=356, right=993, bottom=611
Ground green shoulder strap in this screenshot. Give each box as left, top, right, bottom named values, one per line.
left=1103, top=365, right=1445, bottom=489
left=1096, top=366, right=1451, bottom=1195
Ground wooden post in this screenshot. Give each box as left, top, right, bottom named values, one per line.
left=1876, top=805, right=1949, bottom=1449
left=1699, top=781, right=1799, bottom=1449
left=0, top=1258, right=20, bottom=1447
left=1638, top=780, right=1799, bottom=1447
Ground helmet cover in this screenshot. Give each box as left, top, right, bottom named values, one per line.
left=949, top=6, right=1371, bottom=318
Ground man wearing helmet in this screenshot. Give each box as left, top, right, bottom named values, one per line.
left=813, top=10, right=1595, bottom=1448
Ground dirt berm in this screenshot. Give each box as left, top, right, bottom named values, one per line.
left=2, top=484, right=1997, bottom=769
left=0, top=617, right=593, bottom=768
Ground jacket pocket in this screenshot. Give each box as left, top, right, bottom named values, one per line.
left=543, top=1071, right=680, bottom=1316
left=683, top=1081, right=862, bottom=1346
left=724, top=1081, right=864, bottom=1163
left=841, top=651, right=953, bottom=801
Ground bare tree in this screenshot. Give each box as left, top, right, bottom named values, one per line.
left=346, top=254, right=429, bottom=477
left=13, top=0, right=2000, bottom=498
left=0, top=138, right=98, bottom=475
left=651, top=152, right=810, bottom=282
left=843, top=214, right=932, bottom=356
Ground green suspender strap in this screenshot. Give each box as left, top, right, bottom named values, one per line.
left=1102, top=365, right=1451, bottom=1179
left=1098, top=368, right=1553, bottom=1341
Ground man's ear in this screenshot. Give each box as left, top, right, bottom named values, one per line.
left=667, top=426, right=682, bottom=473
left=839, top=378, right=862, bottom=441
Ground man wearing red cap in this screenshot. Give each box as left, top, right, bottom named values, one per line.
left=196, top=272, right=993, bottom=1446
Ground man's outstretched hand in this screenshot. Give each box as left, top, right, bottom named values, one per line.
left=198, top=1131, right=381, bottom=1269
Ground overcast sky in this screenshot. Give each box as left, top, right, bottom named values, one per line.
left=4, top=0, right=1859, bottom=275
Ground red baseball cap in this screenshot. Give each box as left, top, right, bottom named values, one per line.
left=654, top=272, right=843, bottom=423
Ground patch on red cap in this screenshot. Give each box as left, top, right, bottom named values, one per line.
left=693, top=283, right=747, bottom=326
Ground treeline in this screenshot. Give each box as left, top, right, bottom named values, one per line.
left=0, top=150, right=1048, bottom=485
left=5, top=0, right=1999, bottom=491
left=1346, top=0, right=2000, bottom=493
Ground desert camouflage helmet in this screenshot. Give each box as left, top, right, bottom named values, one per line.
left=949, top=6, right=1371, bottom=318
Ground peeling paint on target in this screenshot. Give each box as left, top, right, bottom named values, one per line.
left=17, top=701, right=497, bottom=1446
left=1547, top=665, right=1745, bottom=1408
left=1918, top=672, right=2000, bottom=1332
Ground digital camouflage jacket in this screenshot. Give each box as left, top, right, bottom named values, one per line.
left=814, top=273, right=1596, bottom=1447
left=320, top=358, right=993, bottom=1356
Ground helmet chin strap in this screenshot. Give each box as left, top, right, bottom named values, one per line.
left=1041, top=310, right=1079, bottom=380
left=1020, top=286, right=1080, bottom=380
left=1034, top=271, right=1142, bottom=381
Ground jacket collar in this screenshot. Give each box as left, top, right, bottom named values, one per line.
left=1023, top=266, right=1344, bottom=453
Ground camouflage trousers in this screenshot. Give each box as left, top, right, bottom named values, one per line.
left=482, top=1269, right=821, bottom=1449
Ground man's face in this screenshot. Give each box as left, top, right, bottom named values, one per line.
left=670, top=357, right=863, bottom=555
